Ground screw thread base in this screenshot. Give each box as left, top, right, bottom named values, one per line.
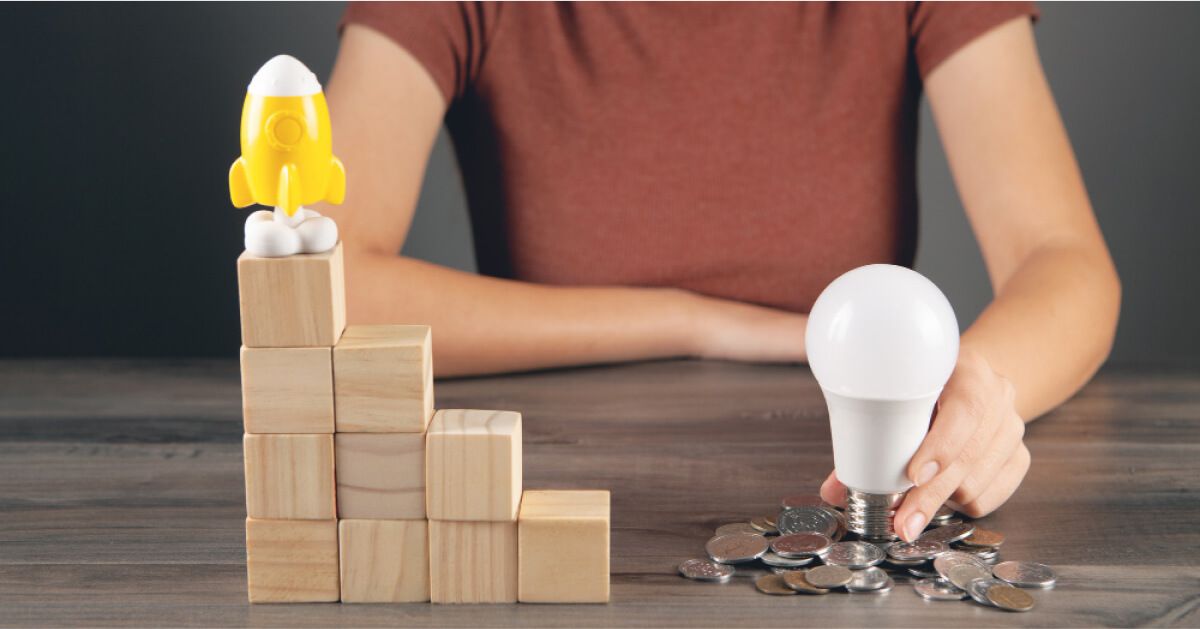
left=845, top=488, right=906, bottom=541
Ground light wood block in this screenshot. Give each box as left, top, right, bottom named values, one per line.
left=518, top=490, right=611, bottom=603
left=243, top=434, right=335, bottom=519
left=246, top=518, right=339, bottom=603
left=237, top=242, right=346, bottom=348
left=240, top=346, right=334, bottom=434
left=339, top=519, right=430, bottom=603
left=335, top=433, right=425, bottom=519
left=429, top=520, right=517, bottom=604
left=333, top=325, right=433, bottom=433
left=426, top=410, right=522, bottom=522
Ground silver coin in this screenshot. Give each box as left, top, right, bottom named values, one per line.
left=993, top=561, right=1056, bottom=588
left=931, top=505, right=957, bottom=522
left=853, top=576, right=893, bottom=594
left=888, top=540, right=949, bottom=561
left=760, top=551, right=814, bottom=568
left=933, top=551, right=988, bottom=581
left=845, top=566, right=890, bottom=592
left=780, top=494, right=826, bottom=509
left=947, top=563, right=993, bottom=591
left=908, top=566, right=940, bottom=579
left=957, top=545, right=999, bottom=561
left=805, top=565, right=853, bottom=589
left=769, top=566, right=801, bottom=575
left=771, top=533, right=832, bottom=558
left=919, top=522, right=975, bottom=544
left=714, top=522, right=757, bottom=536
left=822, top=541, right=885, bottom=569
left=705, top=533, right=769, bottom=564
left=777, top=506, right=840, bottom=537
left=914, top=577, right=967, bottom=601
left=678, top=558, right=734, bottom=583
left=885, top=556, right=927, bottom=568
left=966, top=577, right=1007, bottom=607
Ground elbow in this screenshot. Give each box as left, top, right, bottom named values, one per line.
left=1085, top=248, right=1123, bottom=376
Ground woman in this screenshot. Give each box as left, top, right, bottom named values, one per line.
left=318, top=2, right=1120, bottom=542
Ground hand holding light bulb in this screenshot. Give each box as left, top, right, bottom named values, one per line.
left=807, top=265, right=1030, bottom=542
left=819, top=346, right=1030, bottom=541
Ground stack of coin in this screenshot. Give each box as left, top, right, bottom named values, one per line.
left=677, top=494, right=1056, bottom=613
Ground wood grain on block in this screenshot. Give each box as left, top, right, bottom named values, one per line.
left=339, top=519, right=430, bottom=603
left=518, top=490, right=611, bottom=603
left=429, top=520, right=517, bottom=604
left=426, top=409, right=522, bottom=522
left=240, top=346, right=333, bottom=434
left=245, top=518, right=339, bottom=603
left=237, top=242, right=346, bottom=348
left=333, top=325, right=433, bottom=433
left=243, top=434, right=335, bottom=519
left=335, top=433, right=425, bottom=519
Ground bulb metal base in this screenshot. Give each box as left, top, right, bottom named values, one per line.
left=845, top=488, right=906, bottom=541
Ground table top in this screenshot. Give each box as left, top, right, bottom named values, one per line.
left=1, top=359, right=1197, bottom=627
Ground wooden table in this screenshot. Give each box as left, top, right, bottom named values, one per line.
left=1, top=359, right=1197, bottom=627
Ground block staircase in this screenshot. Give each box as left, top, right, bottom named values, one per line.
left=237, top=242, right=610, bottom=604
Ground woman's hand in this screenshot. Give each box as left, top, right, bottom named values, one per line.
left=691, top=294, right=808, bottom=364
left=820, top=346, right=1030, bottom=541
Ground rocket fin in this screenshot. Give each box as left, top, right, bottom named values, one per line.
left=325, top=156, right=346, bottom=205
left=229, top=158, right=254, bottom=208
left=276, top=163, right=302, bottom=217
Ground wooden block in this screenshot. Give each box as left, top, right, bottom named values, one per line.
left=335, top=433, right=425, bottom=519
left=240, top=346, right=334, bottom=434
left=426, top=409, right=522, bottom=522
left=429, top=520, right=517, bottom=603
left=518, top=490, right=611, bottom=603
left=237, top=241, right=346, bottom=348
left=339, top=519, right=430, bottom=603
left=246, top=518, right=339, bottom=603
left=243, top=434, right=335, bottom=519
left=333, top=325, right=434, bottom=433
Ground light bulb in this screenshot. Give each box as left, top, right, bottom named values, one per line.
left=806, top=265, right=959, bottom=540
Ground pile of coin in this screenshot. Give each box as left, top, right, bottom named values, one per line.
left=677, top=495, right=1056, bottom=613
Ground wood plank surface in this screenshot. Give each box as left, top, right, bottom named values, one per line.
left=0, top=359, right=1197, bottom=627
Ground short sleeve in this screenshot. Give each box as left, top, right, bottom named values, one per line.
left=341, top=1, right=502, bottom=104
left=909, top=1, right=1039, bottom=79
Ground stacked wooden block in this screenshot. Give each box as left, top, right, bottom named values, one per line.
left=237, top=242, right=609, bottom=604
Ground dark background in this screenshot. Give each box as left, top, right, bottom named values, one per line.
left=3, top=2, right=1198, bottom=365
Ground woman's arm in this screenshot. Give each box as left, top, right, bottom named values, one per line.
left=318, top=25, right=807, bottom=376
left=822, top=17, right=1120, bottom=536
left=928, top=17, right=1121, bottom=421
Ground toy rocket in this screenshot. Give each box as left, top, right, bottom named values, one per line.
left=229, top=55, right=345, bottom=217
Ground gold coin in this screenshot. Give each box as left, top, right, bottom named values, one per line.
left=987, top=583, right=1035, bottom=612
left=750, top=516, right=779, bottom=535
left=755, top=574, right=798, bottom=595
left=804, top=565, right=853, bottom=589
left=963, top=527, right=1006, bottom=548
left=782, top=570, right=831, bottom=594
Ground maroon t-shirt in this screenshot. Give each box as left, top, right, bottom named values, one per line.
left=344, top=2, right=1037, bottom=312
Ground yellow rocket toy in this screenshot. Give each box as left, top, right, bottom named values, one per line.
left=229, top=55, right=345, bottom=217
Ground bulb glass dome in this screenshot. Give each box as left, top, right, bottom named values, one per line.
left=806, top=264, right=959, bottom=401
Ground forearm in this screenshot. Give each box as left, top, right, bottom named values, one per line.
left=962, top=244, right=1120, bottom=420
left=343, top=249, right=703, bottom=377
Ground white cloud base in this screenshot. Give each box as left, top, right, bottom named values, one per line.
left=244, top=207, right=338, bottom=257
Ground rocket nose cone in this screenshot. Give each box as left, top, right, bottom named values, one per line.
left=247, top=54, right=322, bottom=97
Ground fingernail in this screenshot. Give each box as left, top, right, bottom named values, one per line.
left=915, top=461, right=939, bottom=486
left=904, top=512, right=925, bottom=542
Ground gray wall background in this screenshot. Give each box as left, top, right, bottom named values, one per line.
left=2, top=3, right=1197, bottom=364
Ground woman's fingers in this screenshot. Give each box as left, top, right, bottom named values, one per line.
left=819, top=470, right=847, bottom=507
left=895, top=457, right=970, bottom=542
left=906, top=358, right=1009, bottom=489
left=959, top=442, right=1031, bottom=518
left=953, top=411, right=1025, bottom=508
